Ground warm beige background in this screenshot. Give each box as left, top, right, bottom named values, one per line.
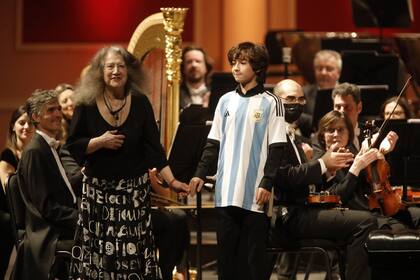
left=0, top=0, right=296, bottom=148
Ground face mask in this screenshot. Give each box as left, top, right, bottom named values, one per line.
left=284, top=103, right=304, bottom=123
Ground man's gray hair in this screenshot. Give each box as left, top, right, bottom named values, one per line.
left=25, top=89, right=58, bottom=124
left=314, top=50, right=342, bottom=71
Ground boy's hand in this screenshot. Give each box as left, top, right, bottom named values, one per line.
left=256, top=187, right=271, bottom=206
left=189, top=177, right=204, bottom=197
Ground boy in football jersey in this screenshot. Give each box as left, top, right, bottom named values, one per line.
left=190, top=42, right=287, bottom=280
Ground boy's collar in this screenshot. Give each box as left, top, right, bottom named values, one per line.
left=235, top=84, right=264, bottom=97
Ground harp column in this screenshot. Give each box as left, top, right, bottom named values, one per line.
left=161, top=7, right=188, bottom=150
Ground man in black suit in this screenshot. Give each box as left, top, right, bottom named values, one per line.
left=14, top=89, right=78, bottom=279
left=270, top=80, right=377, bottom=280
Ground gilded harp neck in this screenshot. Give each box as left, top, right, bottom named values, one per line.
left=128, top=8, right=188, bottom=152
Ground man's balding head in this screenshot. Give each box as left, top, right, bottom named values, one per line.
left=274, top=79, right=303, bottom=99
left=273, top=79, right=306, bottom=124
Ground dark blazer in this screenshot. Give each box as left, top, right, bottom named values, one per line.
left=326, top=168, right=370, bottom=211
left=303, top=84, right=318, bottom=116
left=294, top=84, right=318, bottom=138
left=310, top=126, right=372, bottom=211
left=14, top=133, right=77, bottom=280
left=275, top=135, right=324, bottom=205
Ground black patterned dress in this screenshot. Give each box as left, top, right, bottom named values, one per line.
left=66, top=93, right=166, bottom=279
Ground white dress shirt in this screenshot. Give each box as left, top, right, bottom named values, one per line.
left=36, top=130, right=77, bottom=203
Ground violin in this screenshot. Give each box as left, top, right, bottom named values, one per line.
left=307, top=192, right=341, bottom=207
left=364, top=141, right=403, bottom=216
left=364, top=77, right=412, bottom=216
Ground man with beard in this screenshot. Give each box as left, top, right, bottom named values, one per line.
left=180, top=46, right=213, bottom=110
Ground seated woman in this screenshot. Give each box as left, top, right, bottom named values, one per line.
left=55, top=83, right=75, bottom=143
left=316, top=110, right=420, bottom=230
left=0, top=106, right=34, bottom=278
left=380, top=96, right=412, bottom=120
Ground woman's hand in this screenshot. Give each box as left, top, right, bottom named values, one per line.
left=301, top=143, right=313, bottom=160
left=100, top=130, right=125, bottom=150
left=169, top=179, right=190, bottom=196
left=349, top=148, right=379, bottom=176
left=87, top=130, right=125, bottom=154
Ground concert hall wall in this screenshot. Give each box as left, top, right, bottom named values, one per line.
left=297, top=0, right=420, bottom=34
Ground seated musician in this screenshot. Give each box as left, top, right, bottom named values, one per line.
left=380, top=96, right=412, bottom=120
left=14, top=89, right=78, bottom=279
left=312, top=83, right=365, bottom=159
left=315, top=109, right=420, bottom=231
left=271, top=80, right=378, bottom=280
left=298, top=50, right=342, bottom=138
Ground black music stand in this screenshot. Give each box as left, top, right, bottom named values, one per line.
left=351, top=0, right=413, bottom=28
left=321, top=37, right=383, bottom=54
left=168, top=121, right=216, bottom=280
left=358, top=85, right=390, bottom=121
left=169, top=114, right=212, bottom=183
left=377, top=120, right=420, bottom=198
left=311, top=89, right=333, bottom=130
left=340, top=50, right=399, bottom=95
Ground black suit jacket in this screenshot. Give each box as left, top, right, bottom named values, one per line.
left=311, top=126, right=371, bottom=211
left=275, top=135, right=324, bottom=205
left=14, top=133, right=77, bottom=280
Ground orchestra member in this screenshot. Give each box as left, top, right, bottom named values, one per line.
left=271, top=80, right=377, bottom=280
left=0, top=106, right=34, bottom=278
left=14, top=89, right=78, bottom=279
left=180, top=45, right=212, bottom=110
left=380, top=96, right=412, bottom=120
left=299, top=50, right=342, bottom=137
left=316, top=109, right=420, bottom=231
left=55, top=83, right=75, bottom=142
left=312, top=82, right=364, bottom=159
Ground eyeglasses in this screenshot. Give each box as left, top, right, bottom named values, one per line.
left=384, top=110, right=405, bottom=117
left=325, top=127, right=347, bottom=134
left=279, top=96, right=306, bottom=104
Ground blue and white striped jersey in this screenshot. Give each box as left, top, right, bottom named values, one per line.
left=208, top=89, right=287, bottom=212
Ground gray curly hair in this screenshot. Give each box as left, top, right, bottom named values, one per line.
left=74, top=45, right=144, bottom=105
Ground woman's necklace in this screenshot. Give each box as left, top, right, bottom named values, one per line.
left=103, top=93, right=127, bottom=125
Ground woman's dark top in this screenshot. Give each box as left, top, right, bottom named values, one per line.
left=66, top=93, right=168, bottom=180
left=0, top=148, right=18, bottom=211
left=1, top=148, right=18, bottom=170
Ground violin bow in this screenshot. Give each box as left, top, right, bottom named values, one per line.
left=369, top=75, right=412, bottom=149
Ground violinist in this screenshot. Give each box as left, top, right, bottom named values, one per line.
left=380, top=96, right=412, bottom=120
left=270, top=80, right=378, bottom=280
left=315, top=83, right=420, bottom=231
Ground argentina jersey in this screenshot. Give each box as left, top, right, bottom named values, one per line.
left=208, top=90, right=286, bottom=212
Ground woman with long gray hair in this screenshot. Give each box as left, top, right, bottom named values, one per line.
left=66, top=45, right=189, bottom=279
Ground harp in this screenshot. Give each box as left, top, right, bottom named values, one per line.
left=127, top=8, right=188, bottom=151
